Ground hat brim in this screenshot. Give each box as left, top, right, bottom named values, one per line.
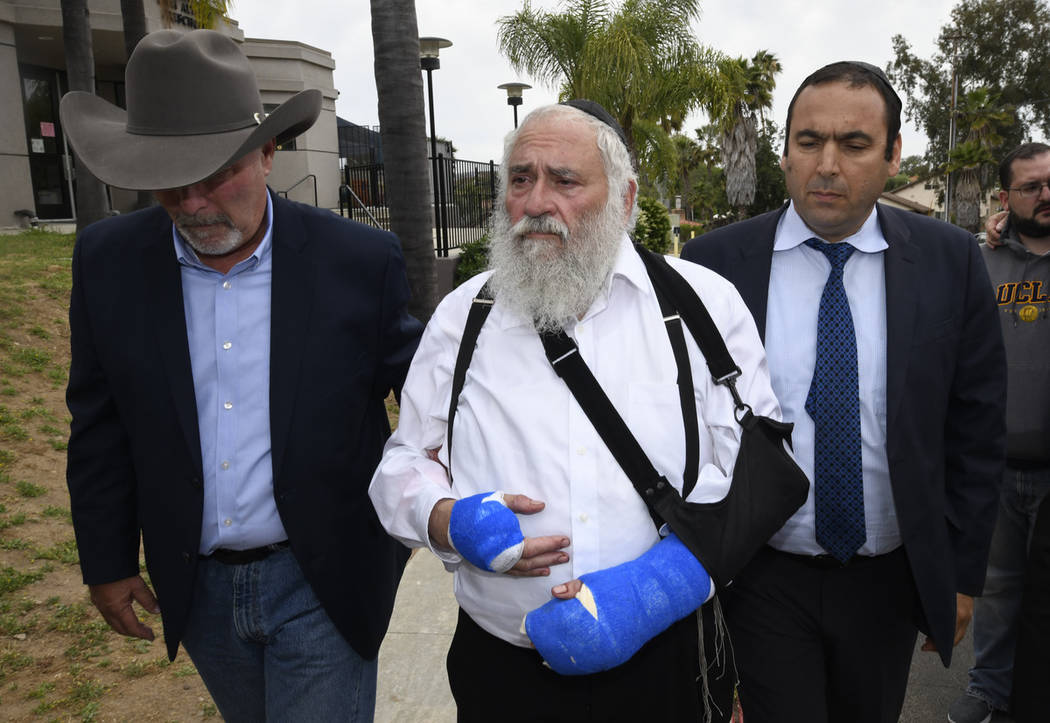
left=59, top=89, right=322, bottom=190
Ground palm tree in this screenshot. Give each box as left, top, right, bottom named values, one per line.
left=670, top=132, right=716, bottom=221
left=947, top=141, right=990, bottom=231
left=370, top=0, right=437, bottom=322
left=946, top=87, right=1012, bottom=230
left=155, top=0, right=232, bottom=29
left=60, top=0, right=109, bottom=230
left=706, top=50, right=781, bottom=218
left=497, top=0, right=725, bottom=179
left=118, top=0, right=153, bottom=211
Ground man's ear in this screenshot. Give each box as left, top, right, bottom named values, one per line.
left=624, top=179, right=638, bottom=222
left=888, top=134, right=902, bottom=176
left=261, top=139, right=276, bottom=176
left=998, top=189, right=1010, bottom=212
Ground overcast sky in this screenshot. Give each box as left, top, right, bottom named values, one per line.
left=234, top=0, right=958, bottom=163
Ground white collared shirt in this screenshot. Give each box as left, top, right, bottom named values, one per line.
left=765, top=202, right=901, bottom=556
left=369, top=235, right=781, bottom=646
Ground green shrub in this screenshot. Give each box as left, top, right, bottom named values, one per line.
left=454, top=235, right=491, bottom=287
left=634, top=197, right=672, bottom=254
left=679, top=220, right=704, bottom=244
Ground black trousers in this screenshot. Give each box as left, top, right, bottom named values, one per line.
left=724, top=546, right=918, bottom=723
left=447, top=607, right=711, bottom=722
left=1011, top=492, right=1050, bottom=722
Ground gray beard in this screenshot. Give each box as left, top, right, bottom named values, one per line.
left=175, top=213, right=246, bottom=257
left=487, top=202, right=627, bottom=333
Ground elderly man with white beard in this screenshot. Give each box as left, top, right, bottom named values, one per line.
left=369, top=101, right=782, bottom=722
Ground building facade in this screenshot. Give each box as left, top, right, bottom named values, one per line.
left=1, top=0, right=339, bottom=230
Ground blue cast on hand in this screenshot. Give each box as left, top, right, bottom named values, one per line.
left=524, top=532, right=711, bottom=675
left=448, top=491, right=525, bottom=573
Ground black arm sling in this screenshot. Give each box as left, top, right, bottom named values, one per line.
left=445, top=244, right=808, bottom=588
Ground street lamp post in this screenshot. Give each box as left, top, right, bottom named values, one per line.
left=498, top=82, right=532, bottom=128
left=419, top=36, right=452, bottom=256
left=944, top=33, right=964, bottom=224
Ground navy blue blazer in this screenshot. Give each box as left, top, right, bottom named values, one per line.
left=66, top=192, right=422, bottom=660
left=681, top=203, right=1006, bottom=664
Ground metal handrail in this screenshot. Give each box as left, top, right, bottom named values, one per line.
left=278, top=174, right=318, bottom=206
left=341, top=184, right=381, bottom=226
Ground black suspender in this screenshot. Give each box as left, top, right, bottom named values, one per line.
left=445, top=282, right=494, bottom=482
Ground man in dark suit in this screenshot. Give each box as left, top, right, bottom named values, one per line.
left=682, top=61, right=1006, bottom=722
left=60, top=30, right=421, bottom=721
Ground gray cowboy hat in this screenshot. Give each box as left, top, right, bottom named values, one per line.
left=59, top=29, right=321, bottom=191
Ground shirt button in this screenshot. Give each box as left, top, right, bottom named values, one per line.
left=221, top=461, right=230, bottom=470
left=222, top=280, right=232, bottom=290
left=222, top=341, right=232, bottom=350
left=576, top=447, right=587, bottom=456
left=578, top=513, right=589, bottom=523
left=223, top=518, right=232, bottom=527
left=224, top=401, right=233, bottom=410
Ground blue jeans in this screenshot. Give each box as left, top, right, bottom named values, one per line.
left=181, top=547, right=377, bottom=722
left=968, top=465, right=1050, bottom=711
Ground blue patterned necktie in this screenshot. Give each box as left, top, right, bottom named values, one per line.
left=804, top=238, right=865, bottom=562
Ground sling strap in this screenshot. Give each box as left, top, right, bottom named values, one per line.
left=635, top=245, right=749, bottom=414
left=445, top=244, right=733, bottom=501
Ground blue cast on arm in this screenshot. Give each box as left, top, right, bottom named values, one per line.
left=524, top=532, right=711, bottom=675
left=448, top=491, right=525, bottom=573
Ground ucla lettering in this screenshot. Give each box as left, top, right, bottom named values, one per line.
left=997, top=282, right=1018, bottom=305
left=996, top=281, right=1050, bottom=306
left=1033, top=280, right=1048, bottom=303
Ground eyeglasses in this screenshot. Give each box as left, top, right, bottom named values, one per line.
left=1007, top=180, right=1050, bottom=199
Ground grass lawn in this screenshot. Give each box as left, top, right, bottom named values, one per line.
left=0, top=230, right=218, bottom=721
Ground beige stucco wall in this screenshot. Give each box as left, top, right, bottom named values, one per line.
left=245, top=38, right=340, bottom=210
left=893, top=176, right=1000, bottom=221
left=0, top=17, right=37, bottom=227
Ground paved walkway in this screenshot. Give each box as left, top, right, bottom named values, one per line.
left=375, top=549, right=1015, bottom=722
left=375, top=551, right=457, bottom=723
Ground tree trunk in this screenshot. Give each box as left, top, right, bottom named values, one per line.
left=722, top=113, right=757, bottom=214
left=119, top=0, right=154, bottom=211
left=955, top=169, right=982, bottom=232
left=120, top=0, right=147, bottom=57
left=60, top=0, right=109, bottom=230
left=370, top=0, right=436, bottom=322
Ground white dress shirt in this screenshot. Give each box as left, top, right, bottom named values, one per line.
left=369, top=234, right=781, bottom=646
left=765, top=202, right=901, bottom=556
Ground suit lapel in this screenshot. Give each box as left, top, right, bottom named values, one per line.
left=738, top=208, right=782, bottom=340
left=268, top=194, right=312, bottom=485
left=141, top=213, right=204, bottom=476
left=879, top=205, right=919, bottom=432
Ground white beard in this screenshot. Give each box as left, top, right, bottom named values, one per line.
left=487, top=200, right=627, bottom=333
left=175, top=213, right=246, bottom=257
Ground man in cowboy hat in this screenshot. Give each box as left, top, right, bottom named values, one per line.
left=61, top=29, right=422, bottom=720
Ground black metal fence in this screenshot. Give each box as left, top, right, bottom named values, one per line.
left=341, top=163, right=390, bottom=229
left=339, top=121, right=382, bottom=165
left=340, top=155, right=498, bottom=257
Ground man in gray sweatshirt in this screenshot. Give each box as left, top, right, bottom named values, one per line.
left=949, top=141, right=1050, bottom=723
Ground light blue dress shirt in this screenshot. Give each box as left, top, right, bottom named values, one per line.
left=765, top=202, right=902, bottom=557
left=172, top=194, right=287, bottom=554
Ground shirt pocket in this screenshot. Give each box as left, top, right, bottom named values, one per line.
left=626, top=381, right=688, bottom=487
